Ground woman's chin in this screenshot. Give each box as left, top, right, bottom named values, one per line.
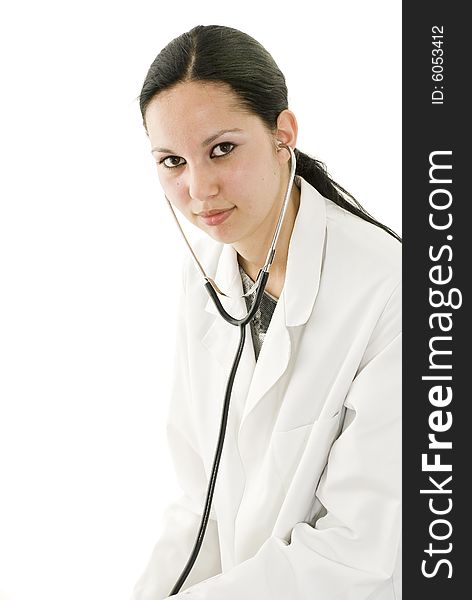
left=198, top=222, right=241, bottom=245
left=205, top=229, right=239, bottom=245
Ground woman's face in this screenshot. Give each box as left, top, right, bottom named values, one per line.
left=144, top=81, right=289, bottom=247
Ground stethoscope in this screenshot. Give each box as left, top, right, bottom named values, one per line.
left=166, top=143, right=297, bottom=596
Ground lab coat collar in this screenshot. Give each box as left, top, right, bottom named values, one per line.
left=203, top=176, right=327, bottom=327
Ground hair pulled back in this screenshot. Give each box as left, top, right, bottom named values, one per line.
left=139, top=25, right=401, bottom=242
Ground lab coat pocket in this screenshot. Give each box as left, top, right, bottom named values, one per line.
left=271, top=410, right=345, bottom=538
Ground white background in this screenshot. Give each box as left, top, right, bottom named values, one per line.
left=0, top=2, right=401, bottom=599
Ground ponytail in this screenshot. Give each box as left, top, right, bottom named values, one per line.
left=295, top=149, right=401, bottom=243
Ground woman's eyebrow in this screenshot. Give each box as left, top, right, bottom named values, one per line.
left=202, top=128, right=244, bottom=146
left=151, top=128, right=244, bottom=154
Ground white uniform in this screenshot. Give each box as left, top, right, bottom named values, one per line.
left=132, top=176, right=402, bottom=600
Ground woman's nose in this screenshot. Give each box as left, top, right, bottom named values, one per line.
left=186, top=164, right=219, bottom=202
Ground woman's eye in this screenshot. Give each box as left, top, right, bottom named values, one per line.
left=158, top=144, right=235, bottom=168
left=161, top=156, right=186, bottom=169
left=211, top=142, right=235, bottom=157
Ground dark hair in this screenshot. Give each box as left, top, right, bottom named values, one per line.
left=139, top=25, right=401, bottom=243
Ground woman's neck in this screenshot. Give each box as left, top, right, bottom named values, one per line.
left=235, top=181, right=301, bottom=300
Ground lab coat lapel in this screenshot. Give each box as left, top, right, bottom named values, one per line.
left=201, top=243, right=256, bottom=411
left=240, top=178, right=328, bottom=430
left=239, top=298, right=289, bottom=427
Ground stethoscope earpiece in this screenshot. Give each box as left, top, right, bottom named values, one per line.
left=276, top=140, right=285, bottom=152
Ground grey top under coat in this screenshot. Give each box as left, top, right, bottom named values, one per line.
left=238, top=264, right=278, bottom=361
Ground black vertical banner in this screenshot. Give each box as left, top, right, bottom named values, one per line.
left=403, top=3, right=469, bottom=598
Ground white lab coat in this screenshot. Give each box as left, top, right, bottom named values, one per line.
left=133, top=176, right=402, bottom=600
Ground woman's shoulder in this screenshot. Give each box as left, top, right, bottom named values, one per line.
left=324, top=197, right=401, bottom=288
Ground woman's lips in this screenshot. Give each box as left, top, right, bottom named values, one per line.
left=198, top=207, right=235, bottom=226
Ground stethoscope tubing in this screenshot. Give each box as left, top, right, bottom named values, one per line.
left=169, top=323, right=247, bottom=596
left=168, top=145, right=297, bottom=595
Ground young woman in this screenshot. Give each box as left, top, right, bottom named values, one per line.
left=133, top=25, right=401, bottom=600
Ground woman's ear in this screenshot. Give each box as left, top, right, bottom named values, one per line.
left=275, top=109, right=298, bottom=153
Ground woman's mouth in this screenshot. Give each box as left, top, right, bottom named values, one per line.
left=198, top=207, right=235, bottom=226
